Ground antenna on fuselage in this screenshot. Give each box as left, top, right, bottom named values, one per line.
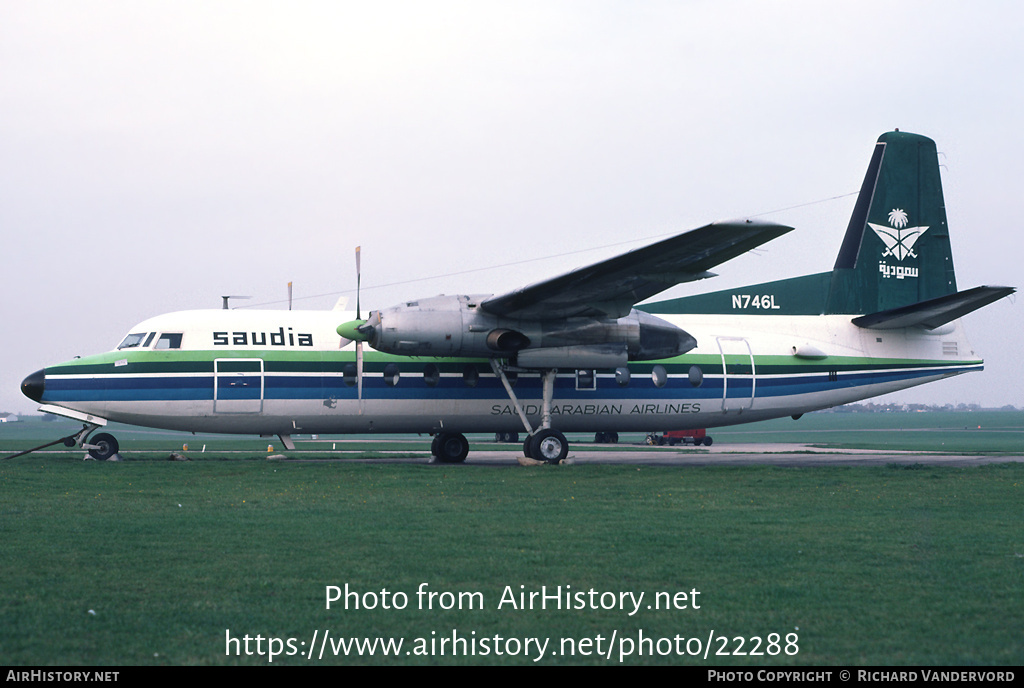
left=221, top=295, right=251, bottom=310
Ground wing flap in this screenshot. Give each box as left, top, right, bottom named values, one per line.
left=480, top=220, right=793, bottom=319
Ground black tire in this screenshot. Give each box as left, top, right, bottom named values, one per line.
left=528, top=429, right=568, bottom=463
left=88, top=433, right=119, bottom=460
left=608, top=432, right=618, bottom=444
left=435, top=433, right=469, bottom=463
left=703, top=436, right=713, bottom=447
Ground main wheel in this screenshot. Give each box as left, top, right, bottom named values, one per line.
left=88, top=433, right=119, bottom=460
left=434, top=432, right=469, bottom=463
left=528, top=429, right=568, bottom=463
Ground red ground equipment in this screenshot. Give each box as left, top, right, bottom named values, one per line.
left=646, top=429, right=713, bottom=446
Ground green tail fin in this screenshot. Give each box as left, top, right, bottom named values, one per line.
left=827, top=130, right=957, bottom=314
left=641, top=131, right=1012, bottom=321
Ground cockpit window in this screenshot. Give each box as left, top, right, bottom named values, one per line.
left=155, top=333, right=183, bottom=350
left=118, top=332, right=151, bottom=350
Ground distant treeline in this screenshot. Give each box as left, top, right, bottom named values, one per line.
left=826, top=402, right=1019, bottom=413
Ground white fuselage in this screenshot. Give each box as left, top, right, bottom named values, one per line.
left=37, top=309, right=981, bottom=437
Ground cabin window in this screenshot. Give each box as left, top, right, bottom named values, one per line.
left=652, top=365, right=668, bottom=388
left=462, top=364, right=479, bottom=388
left=155, top=333, right=183, bottom=350
left=615, top=367, right=631, bottom=387
left=423, top=363, right=440, bottom=387
left=383, top=363, right=400, bottom=387
left=117, top=332, right=151, bottom=350
left=688, top=365, right=703, bottom=387
left=343, top=363, right=357, bottom=387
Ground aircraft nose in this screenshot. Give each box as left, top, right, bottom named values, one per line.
left=21, top=369, right=46, bottom=403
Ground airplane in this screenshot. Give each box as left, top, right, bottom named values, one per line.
left=18, top=131, right=1015, bottom=463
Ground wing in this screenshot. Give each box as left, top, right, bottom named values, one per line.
left=480, top=219, right=793, bottom=319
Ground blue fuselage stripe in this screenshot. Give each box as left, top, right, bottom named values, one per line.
left=41, top=365, right=974, bottom=404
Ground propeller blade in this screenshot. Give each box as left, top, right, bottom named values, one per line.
left=355, top=246, right=364, bottom=412
left=356, top=340, right=364, bottom=413
left=355, top=245, right=362, bottom=321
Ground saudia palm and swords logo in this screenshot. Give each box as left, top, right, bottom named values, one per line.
left=869, top=209, right=928, bottom=279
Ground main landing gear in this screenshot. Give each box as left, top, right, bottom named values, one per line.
left=428, top=363, right=575, bottom=465
left=523, top=428, right=569, bottom=463
left=491, top=361, right=572, bottom=464
left=431, top=432, right=470, bottom=464
left=425, top=362, right=573, bottom=464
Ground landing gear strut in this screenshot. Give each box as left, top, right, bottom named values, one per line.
left=1, top=422, right=119, bottom=461
left=491, top=360, right=570, bottom=463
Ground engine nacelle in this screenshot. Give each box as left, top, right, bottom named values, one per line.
left=516, top=344, right=628, bottom=369
left=357, top=294, right=695, bottom=366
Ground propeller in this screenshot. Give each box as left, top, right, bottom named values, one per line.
left=356, top=246, right=362, bottom=411
left=336, top=247, right=370, bottom=412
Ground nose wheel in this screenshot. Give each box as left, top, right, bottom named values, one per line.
left=86, top=432, right=120, bottom=460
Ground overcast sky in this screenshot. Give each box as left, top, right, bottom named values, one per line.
left=2, top=0, right=1021, bottom=415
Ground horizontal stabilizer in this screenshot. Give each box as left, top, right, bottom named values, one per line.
left=852, top=285, right=1015, bottom=330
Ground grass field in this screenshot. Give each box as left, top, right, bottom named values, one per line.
left=713, top=410, right=1024, bottom=453
left=1, top=413, right=1022, bottom=665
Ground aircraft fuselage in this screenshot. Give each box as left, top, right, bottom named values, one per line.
left=25, top=307, right=980, bottom=438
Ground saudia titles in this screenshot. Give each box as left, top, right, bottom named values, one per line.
left=870, top=208, right=928, bottom=280
left=213, top=327, right=314, bottom=347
